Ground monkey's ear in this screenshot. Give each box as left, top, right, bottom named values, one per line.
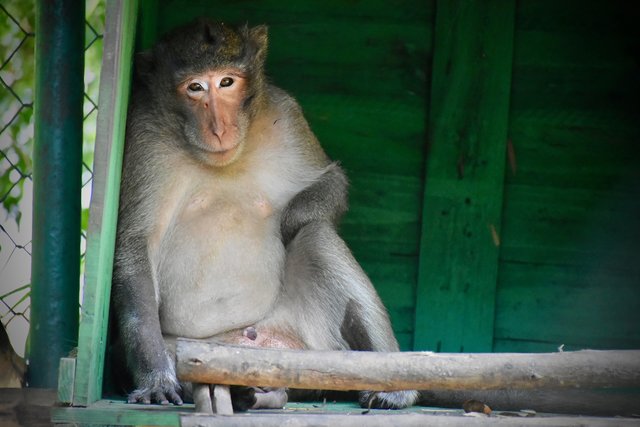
left=249, top=25, right=268, bottom=67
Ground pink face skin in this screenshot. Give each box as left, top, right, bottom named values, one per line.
left=179, top=68, right=248, bottom=166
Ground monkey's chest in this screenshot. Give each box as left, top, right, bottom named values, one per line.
left=154, top=193, right=285, bottom=338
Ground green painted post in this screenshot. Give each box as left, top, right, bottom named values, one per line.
left=29, top=0, right=85, bottom=388
left=72, top=0, right=138, bottom=405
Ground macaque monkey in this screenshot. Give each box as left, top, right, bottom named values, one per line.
left=112, top=18, right=419, bottom=410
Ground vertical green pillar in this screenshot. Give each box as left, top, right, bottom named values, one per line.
left=30, top=0, right=85, bottom=388
left=413, top=0, right=515, bottom=352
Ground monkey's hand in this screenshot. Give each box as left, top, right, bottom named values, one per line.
left=128, top=370, right=183, bottom=405
left=359, top=390, right=420, bottom=410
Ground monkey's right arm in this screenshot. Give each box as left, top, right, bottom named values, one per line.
left=112, top=125, right=183, bottom=405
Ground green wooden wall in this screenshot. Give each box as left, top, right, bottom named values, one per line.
left=137, top=0, right=639, bottom=353
left=495, top=0, right=640, bottom=352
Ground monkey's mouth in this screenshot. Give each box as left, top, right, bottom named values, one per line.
left=197, top=135, right=239, bottom=154
left=204, top=143, right=239, bottom=155
left=200, top=140, right=242, bottom=166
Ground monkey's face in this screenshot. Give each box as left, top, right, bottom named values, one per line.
left=179, top=68, right=250, bottom=167
left=134, top=19, right=268, bottom=167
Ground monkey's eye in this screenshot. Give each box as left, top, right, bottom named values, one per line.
left=187, top=82, right=206, bottom=92
left=220, top=77, right=234, bottom=88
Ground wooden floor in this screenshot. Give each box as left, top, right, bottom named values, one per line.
left=0, top=388, right=56, bottom=427
left=3, top=388, right=640, bottom=426
left=0, top=389, right=640, bottom=427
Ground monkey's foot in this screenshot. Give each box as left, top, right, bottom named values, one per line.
left=359, top=390, right=419, bottom=409
left=128, top=370, right=183, bottom=405
left=127, top=386, right=183, bottom=406
left=229, top=386, right=258, bottom=411
left=251, top=387, right=288, bottom=409
left=229, top=386, right=289, bottom=411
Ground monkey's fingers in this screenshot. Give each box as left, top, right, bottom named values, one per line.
left=151, top=389, right=184, bottom=406
left=127, top=388, right=183, bottom=406
left=151, top=390, right=171, bottom=405
left=127, top=389, right=152, bottom=404
left=165, top=389, right=184, bottom=406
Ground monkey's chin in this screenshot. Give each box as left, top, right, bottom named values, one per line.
left=205, top=143, right=242, bottom=167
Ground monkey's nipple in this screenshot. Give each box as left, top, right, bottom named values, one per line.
left=243, top=326, right=258, bottom=341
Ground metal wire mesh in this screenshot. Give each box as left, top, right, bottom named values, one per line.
left=0, top=0, right=105, bottom=357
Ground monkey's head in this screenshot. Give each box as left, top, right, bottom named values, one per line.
left=135, top=18, right=269, bottom=167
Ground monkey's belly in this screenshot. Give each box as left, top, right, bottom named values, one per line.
left=213, top=326, right=306, bottom=349
left=156, top=213, right=285, bottom=339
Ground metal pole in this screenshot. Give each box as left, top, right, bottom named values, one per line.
left=30, top=0, right=85, bottom=388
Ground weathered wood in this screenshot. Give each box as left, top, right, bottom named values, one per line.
left=180, top=412, right=640, bottom=427
left=51, top=399, right=184, bottom=426
left=57, top=357, right=75, bottom=404
left=193, top=383, right=213, bottom=414
left=73, top=0, right=138, bottom=407
left=213, top=385, right=233, bottom=415
left=414, top=0, right=515, bottom=352
left=0, top=388, right=56, bottom=427
left=176, top=339, right=640, bottom=391
left=496, top=0, right=640, bottom=353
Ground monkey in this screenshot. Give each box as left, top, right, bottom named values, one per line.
left=111, top=18, right=419, bottom=411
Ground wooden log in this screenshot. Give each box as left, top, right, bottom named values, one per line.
left=176, top=338, right=640, bottom=391
left=193, top=383, right=213, bottom=414
left=213, top=385, right=233, bottom=415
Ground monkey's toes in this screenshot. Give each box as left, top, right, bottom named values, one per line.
left=359, top=390, right=420, bottom=409
left=128, top=387, right=183, bottom=406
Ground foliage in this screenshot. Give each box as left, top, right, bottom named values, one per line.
left=0, top=1, right=35, bottom=229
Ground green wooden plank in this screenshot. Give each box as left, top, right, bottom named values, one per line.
left=300, top=97, right=427, bottom=178
left=500, top=185, right=640, bottom=265
left=53, top=400, right=430, bottom=426
left=495, top=0, right=640, bottom=353
left=72, top=0, right=138, bottom=406
left=495, top=262, right=640, bottom=350
left=413, top=0, right=515, bottom=352
left=52, top=399, right=183, bottom=426
left=157, top=0, right=433, bottom=30
left=493, top=339, right=568, bottom=354
left=137, top=0, right=159, bottom=50
left=343, top=173, right=421, bottom=349
left=57, top=357, right=76, bottom=404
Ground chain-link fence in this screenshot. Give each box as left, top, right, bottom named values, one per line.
left=0, top=0, right=105, bottom=357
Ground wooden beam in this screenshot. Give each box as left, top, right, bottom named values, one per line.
left=72, top=0, right=138, bottom=406
left=414, top=0, right=515, bottom=351
left=176, top=339, right=640, bottom=391
left=180, top=413, right=640, bottom=427
left=213, top=385, right=233, bottom=415
left=193, top=384, right=213, bottom=414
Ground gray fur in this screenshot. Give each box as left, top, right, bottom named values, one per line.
left=112, top=18, right=417, bottom=410
left=281, top=162, right=348, bottom=245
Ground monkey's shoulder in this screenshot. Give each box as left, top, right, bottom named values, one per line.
left=263, top=84, right=329, bottom=166
left=265, top=85, right=299, bottom=111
